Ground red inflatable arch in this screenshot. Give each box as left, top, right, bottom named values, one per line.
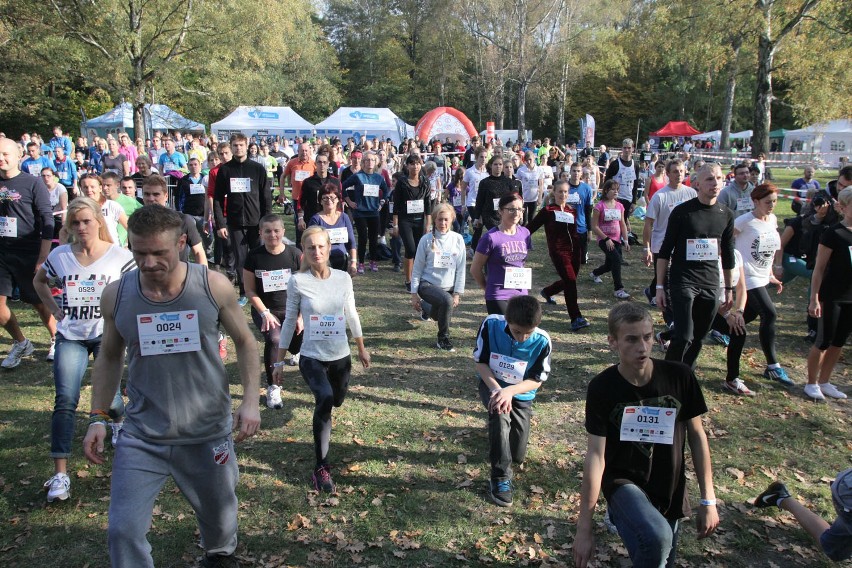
left=415, top=107, right=478, bottom=144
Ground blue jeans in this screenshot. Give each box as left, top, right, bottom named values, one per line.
left=51, top=334, right=124, bottom=458
left=607, top=484, right=680, bottom=568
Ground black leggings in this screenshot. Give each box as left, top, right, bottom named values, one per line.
left=486, top=299, right=509, bottom=315
left=523, top=201, right=537, bottom=226
left=666, top=285, right=718, bottom=370
left=250, top=308, right=302, bottom=385
left=593, top=240, right=624, bottom=290
left=300, top=355, right=351, bottom=467
left=711, top=285, right=780, bottom=380
left=398, top=216, right=425, bottom=259
left=354, top=216, right=380, bottom=262
left=815, top=300, right=852, bottom=350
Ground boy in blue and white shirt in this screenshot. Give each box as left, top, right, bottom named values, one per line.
left=473, top=294, right=552, bottom=507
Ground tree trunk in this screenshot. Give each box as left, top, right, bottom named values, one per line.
left=517, top=81, right=527, bottom=143
left=719, top=42, right=741, bottom=151
left=752, top=33, right=774, bottom=157
left=556, top=59, right=568, bottom=146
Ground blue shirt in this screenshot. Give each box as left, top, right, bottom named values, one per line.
left=342, top=171, right=387, bottom=218
left=53, top=158, right=78, bottom=188
left=21, top=156, right=56, bottom=177
left=158, top=151, right=187, bottom=173
left=568, top=181, right=593, bottom=234
left=50, top=136, right=74, bottom=157
left=473, top=314, right=552, bottom=402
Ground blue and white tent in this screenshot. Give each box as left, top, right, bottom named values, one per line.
left=81, top=103, right=204, bottom=139
left=211, top=106, right=314, bottom=141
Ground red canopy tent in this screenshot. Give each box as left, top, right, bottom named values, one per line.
left=649, top=121, right=702, bottom=137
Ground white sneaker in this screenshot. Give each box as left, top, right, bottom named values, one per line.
left=44, top=472, right=70, bottom=502
left=45, top=337, right=56, bottom=362
left=803, top=383, right=825, bottom=401
left=820, top=383, right=848, bottom=400
left=590, top=273, right=603, bottom=284
left=288, top=353, right=300, bottom=367
left=2, top=338, right=34, bottom=369
left=614, top=289, right=631, bottom=300
left=111, top=422, right=124, bottom=446
left=266, top=385, right=283, bottom=409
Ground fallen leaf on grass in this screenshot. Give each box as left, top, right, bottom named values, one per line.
left=530, top=485, right=545, bottom=494
left=76, top=470, right=90, bottom=479
left=725, top=467, right=745, bottom=481
left=457, top=454, right=468, bottom=464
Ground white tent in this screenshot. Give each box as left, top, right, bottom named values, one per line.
left=314, top=107, right=414, bottom=144
left=783, top=119, right=851, bottom=167
left=211, top=106, right=314, bottom=141
left=479, top=129, right=533, bottom=144
left=81, top=103, right=204, bottom=139
left=692, top=130, right=720, bottom=141
left=730, top=130, right=753, bottom=140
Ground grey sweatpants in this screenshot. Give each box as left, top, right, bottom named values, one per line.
left=108, top=431, right=239, bottom=567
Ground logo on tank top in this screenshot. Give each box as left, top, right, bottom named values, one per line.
left=213, top=441, right=230, bottom=465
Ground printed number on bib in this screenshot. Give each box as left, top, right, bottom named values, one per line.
left=261, top=269, right=290, bottom=292
left=736, top=196, right=753, bottom=211
left=327, top=227, right=348, bottom=244
left=230, top=178, right=251, bottom=193
left=310, top=314, right=345, bottom=340
left=163, top=162, right=177, bottom=172
left=294, top=170, right=310, bottom=182
left=363, top=184, right=380, bottom=197
left=65, top=279, right=107, bottom=307
left=686, top=238, right=719, bottom=261
left=567, top=193, right=581, bottom=205
left=0, top=216, right=17, bottom=238
left=620, top=406, right=676, bottom=445
left=489, top=353, right=528, bottom=385
left=27, top=164, right=41, bottom=176
left=452, top=194, right=462, bottom=207
left=757, top=233, right=778, bottom=254
left=504, top=267, right=532, bottom=289
left=433, top=252, right=453, bottom=268
left=603, top=208, right=621, bottom=222
left=407, top=199, right=424, bottom=214
left=137, top=310, right=201, bottom=356
left=493, top=198, right=500, bottom=210
left=554, top=210, right=574, bottom=224
left=190, top=183, right=205, bottom=195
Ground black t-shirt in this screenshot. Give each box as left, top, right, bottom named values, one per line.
left=657, top=198, right=735, bottom=289
left=243, top=245, right=302, bottom=311
left=475, top=175, right=514, bottom=228
left=102, top=154, right=127, bottom=175
left=782, top=216, right=803, bottom=257
left=178, top=215, right=202, bottom=263
left=818, top=223, right=852, bottom=303
left=176, top=175, right=206, bottom=217
left=300, top=175, right=340, bottom=223
left=585, top=360, right=708, bottom=520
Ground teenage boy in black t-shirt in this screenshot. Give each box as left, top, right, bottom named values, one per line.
left=574, top=303, right=719, bottom=568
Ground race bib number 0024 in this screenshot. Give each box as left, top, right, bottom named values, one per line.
left=137, top=310, right=201, bottom=356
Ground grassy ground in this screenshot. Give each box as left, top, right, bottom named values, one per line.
left=0, top=192, right=849, bottom=567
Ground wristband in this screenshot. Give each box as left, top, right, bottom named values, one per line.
left=724, top=286, right=733, bottom=291
left=699, top=498, right=717, bottom=506
left=273, top=360, right=288, bottom=368
left=89, top=410, right=113, bottom=424
left=655, top=285, right=664, bottom=290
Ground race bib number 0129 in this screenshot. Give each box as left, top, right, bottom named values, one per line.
left=137, top=310, right=201, bottom=356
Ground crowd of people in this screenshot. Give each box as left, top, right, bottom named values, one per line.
left=0, top=126, right=850, bottom=567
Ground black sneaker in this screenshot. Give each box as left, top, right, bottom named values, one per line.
left=489, top=479, right=513, bottom=507
left=312, top=464, right=335, bottom=493
left=420, top=310, right=431, bottom=321
left=200, top=554, right=239, bottom=567
left=436, top=337, right=455, bottom=352
left=540, top=289, right=556, bottom=305
left=803, top=329, right=817, bottom=343
left=405, top=281, right=411, bottom=292
left=754, top=481, right=791, bottom=508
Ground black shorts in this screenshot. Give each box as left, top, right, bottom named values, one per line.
left=0, top=246, right=42, bottom=304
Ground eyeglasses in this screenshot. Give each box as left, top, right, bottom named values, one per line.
left=321, top=196, right=338, bottom=202
left=502, top=207, right=524, bottom=214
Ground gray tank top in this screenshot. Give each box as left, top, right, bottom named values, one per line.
left=113, top=262, right=230, bottom=444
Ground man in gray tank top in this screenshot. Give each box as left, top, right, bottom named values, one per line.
left=82, top=205, right=260, bottom=568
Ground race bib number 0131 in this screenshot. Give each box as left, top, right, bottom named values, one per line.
left=619, top=405, right=676, bottom=445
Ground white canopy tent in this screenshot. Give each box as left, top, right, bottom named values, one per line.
left=783, top=119, right=851, bottom=167
left=730, top=130, right=753, bottom=140
left=314, top=107, right=414, bottom=144
left=479, top=129, right=533, bottom=144
left=211, top=106, right=314, bottom=141
left=692, top=130, right=720, bottom=141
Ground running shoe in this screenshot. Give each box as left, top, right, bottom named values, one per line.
left=763, top=366, right=793, bottom=387
left=200, top=554, right=239, bottom=568
left=614, top=289, right=631, bottom=300
left=655, top=331, right=669, bottom=352
left=45, top=337, right=56, bottom=362
left=312, top=464, right=335, bottom=493
left=111, top=422, right=124, bottom=446
left=803, top=383, right=825, bottom=401
left=803, top=329, right=817, bottom=343
left=540, top=290, right=556, bottom=305
left=710, top=330, right=730, bottom=347
left=392, top=264, right=402, bottom=273
left=571, top=316, right=590, bottom=332
left=266, top=385, right=283, bottom=409
left=288, top=353, right=300, bottom=367
left=643, top=286, right=657, bottom=307
left=369, top=261, right=378, bottom=272
left=218, top=333, right=227, bottom=361
left=357, top=263, right=365, bottom=275
left=237, top=296, right=248, bottom=307
left=589, top=273, right=603, bottom=284
left=723, top=378, right=756, bottom=397
left=2, top=338, right=34, bottom=369
left=44, top=472, right=70, bottom=503
left=420, top=310, right=431, bottom=322
left=602, top=509, right=619, bottom=535
left=819, top=383, right=848, bottom=400
left=489, top=479, right=513, bottom=507
left=436, top=337, right=455, bottom=352
left=405, top=281, right=411, bottom=292
left=754, top=481, right=791, bottom=508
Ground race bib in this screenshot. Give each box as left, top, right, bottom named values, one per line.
left=189, top=183, right=205, bottom=195
left=388, top=202, right=394, bottom=214
left=620, top=405, right=676, bottom=445
left=309, top=314, right=346, bottom=340
left=603, top=208, right=621, bottom=222
left=489, top=353, right=528, bottom=385
left=58, top=170, right=70, bottom=181
left=757, top=233, right=778, bottom=254
left=433, top=251, right=453, bottom=268
left=27, top=164, right=41, bottom=176
left=0, top=216, right=17, bottom=238
left=452, top=194, right=462, bottom=207
left=407, top=199, right=424, bottom=214
left=567, top=193, right=581, bottom=205
left=686, top=238, right=719, bottom=261
left=137, top=310, right=201, bottom=356
left=294, top=170, right=310, bottom=182
left=327, top=227, right=348, bottom=244
left=261, top=269, right=290, bottom=292
left=736, top=196, right=753, bottom=211
left=65, top=279, right=107, bottom=307
left=503, top=267, right=532, bottom=289
left=230, top=178, right=251, bottom=193
left=554, top=210, right=574, bottom=224
left=363, top=184, right=380, bottom=197
left=163, top=161, right=177, bottom=173
left=493, top=198, right=500, bottom=210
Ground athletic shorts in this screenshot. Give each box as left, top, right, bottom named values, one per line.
left=0, top=247, right=42, bottom=304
